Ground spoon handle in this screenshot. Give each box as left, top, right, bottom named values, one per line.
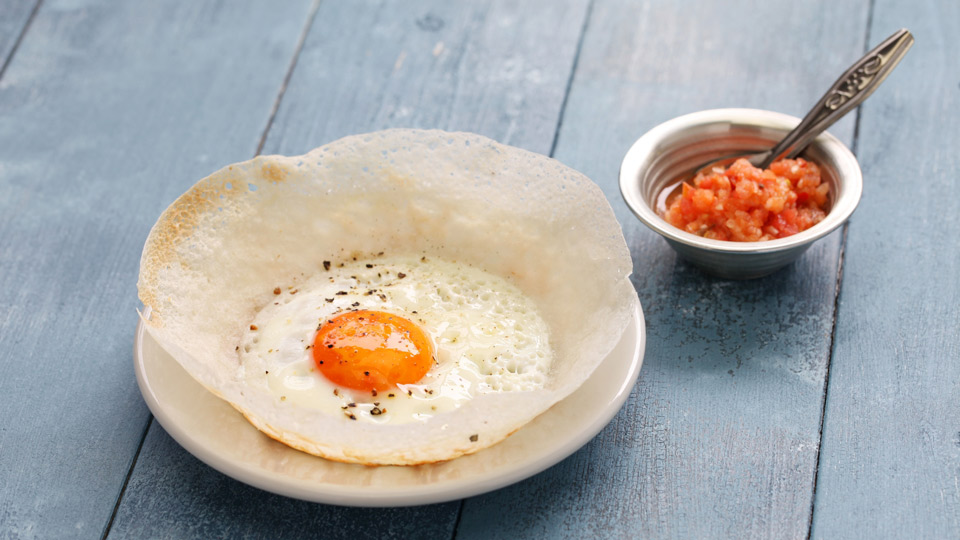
left=757, top=28, right=914, bottom=169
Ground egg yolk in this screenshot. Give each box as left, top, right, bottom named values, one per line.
left=312, top=310, right=434, bottom=391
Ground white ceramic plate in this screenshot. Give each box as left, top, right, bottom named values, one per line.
left=134, top=296, right=645, bottom=506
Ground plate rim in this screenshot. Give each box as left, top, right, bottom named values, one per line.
left=133, top=296, right=645, bottom=506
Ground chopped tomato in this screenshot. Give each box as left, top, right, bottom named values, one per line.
left=662, top=158, right=828, bottom=242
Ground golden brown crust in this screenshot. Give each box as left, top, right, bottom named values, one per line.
left=138, top=158, right=293, bottom=319
left=260, top=161, right=288, bottom=184
left=138, top=165, right=243, bottom=319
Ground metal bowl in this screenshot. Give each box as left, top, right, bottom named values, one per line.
left=619, top=108, right=863, bottom=279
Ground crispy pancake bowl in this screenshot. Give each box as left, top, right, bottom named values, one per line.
left=138, top=130, right=634, bottom=466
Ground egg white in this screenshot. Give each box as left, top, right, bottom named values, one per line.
left=238, top=256, right=552, bottom=425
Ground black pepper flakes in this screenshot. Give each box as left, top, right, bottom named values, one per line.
left=336, top=291, right=348, bottom=295
left=469, top=434, right=478, bottom=442
left=387, top=393, right=395, bottom=398
left=326, top=344, right=333, bottom=349
left=349, top=414, right=357, bottom=420
left=323, top=261, right=331, bottom=270
left=325, top=298, right=334, bottom=303
left=347, top=402, right=357, bottom=408
left=351, top=302, right=360, bottom=307
left=370, top=407, right=382, bottom=416
left=371, top=389, right=378, bottom=397
left=363, top=371, right=370, bottom=376
left=397, top=272, right=407, bottom=279
left=365, top=264, right=374, bottom=268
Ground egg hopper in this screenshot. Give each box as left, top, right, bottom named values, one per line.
left=134, top=297, right=643, bottom=506
left=137, top=129, right=637, bottom=465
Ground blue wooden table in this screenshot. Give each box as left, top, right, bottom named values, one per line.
left=1, top=0, right=957, bottom=538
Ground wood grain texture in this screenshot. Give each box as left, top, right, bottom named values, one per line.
left=0, top=0, right=38, bottom=71
left=810, top=1, right=960, bottom=538
left=0, top=0, right=314, bottom=537
left=5, top=0, right=953, bottom=538
left=456, top=0, right=869, bottom=538
left=261, top=0, right=590, bottom=156
left=109, top=427, right=460, bottom=540
left=107, top=0, right=590, bottom=538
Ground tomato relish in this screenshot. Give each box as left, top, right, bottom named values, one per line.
left=661, top=157, right=829, bottom=242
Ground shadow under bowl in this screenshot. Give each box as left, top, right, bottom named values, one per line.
left=619, top=108, right=863, bottom=279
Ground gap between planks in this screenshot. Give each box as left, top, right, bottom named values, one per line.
left=451, top=0, right=596, bottom=535
left=101, top=416, right=153, bottom=540
left=804, top=4, right=875, bottom=537
left=549, top=0, right=595, bottom=159
left=101, top=3, right=323, bottom=536
left=0, top=0, right=42, bottom=82
left=256, top=0, right=323, bottom=157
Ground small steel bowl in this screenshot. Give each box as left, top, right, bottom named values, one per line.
left=619, top=108, right=862, bottom=279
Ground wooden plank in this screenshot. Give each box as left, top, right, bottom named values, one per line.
left=109, top=427, right=461, bottom=539
left=455, top=0, right=871, bottom=538
left=107, top=0, right=590, bottom=537
left=0, top=0, right=315, bottom=537
left=810, top=2, right=960, bottom=538
left=260, top=0, right=590, bottom=156
left=0, top=0, right=38, bottom=70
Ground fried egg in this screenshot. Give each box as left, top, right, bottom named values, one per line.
left=239, top=256, right=551, bottom=425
